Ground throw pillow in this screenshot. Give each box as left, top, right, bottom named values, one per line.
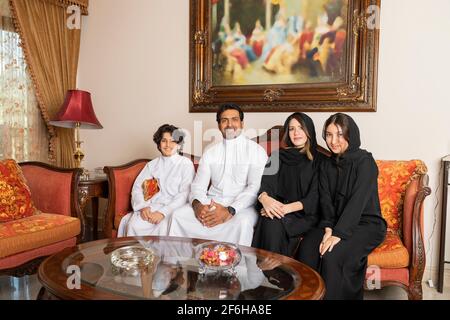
left=0, top=159, right=38, bottom=222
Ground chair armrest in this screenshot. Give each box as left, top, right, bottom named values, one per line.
left=103, top=159, right=150, bottom=238
left=404, top=173, right=431, bottom=288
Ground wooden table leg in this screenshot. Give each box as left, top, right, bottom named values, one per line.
left=91, top=197, right=99, bottom=240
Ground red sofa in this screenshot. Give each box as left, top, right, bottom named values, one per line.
left=0, top=162, right=82, bottom=276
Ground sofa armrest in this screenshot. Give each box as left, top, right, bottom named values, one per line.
left=103, top=159, right=150, bottom=238
left=19, top=162, right=82, bottom=216
left=402, top=173, right=431, bottom=294
left=19, top=162, right=83, bottom=242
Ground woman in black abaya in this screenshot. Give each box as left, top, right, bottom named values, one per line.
left=252, top=113, right=322, bottom=257
left=296, top=113, right=387, bottom=300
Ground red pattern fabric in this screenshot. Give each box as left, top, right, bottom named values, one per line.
left=0, top=213, right=78, bottom=238
left=142, top=178, right=159, bottom=201
left=369, top=231, right=409, bottom=268
left=376, top=160, right=427, bottom=236
left=0, top=159, right=38, bottom=223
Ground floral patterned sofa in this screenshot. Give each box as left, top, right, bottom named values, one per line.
left=0, top=160, right=82, bottom=276
left=103, top=126, right=431, bottom=300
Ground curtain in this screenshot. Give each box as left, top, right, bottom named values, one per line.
left=9, top=0, right=88, bottom=167
left=0, top=11, right=49, bottom=162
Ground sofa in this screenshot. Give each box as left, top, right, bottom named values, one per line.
left=0, top=160, right=82, bottom=276
left=103, top=126, right=430, bottom=300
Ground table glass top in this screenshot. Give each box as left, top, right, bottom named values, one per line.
left=61, top=238, right=299, bottom=300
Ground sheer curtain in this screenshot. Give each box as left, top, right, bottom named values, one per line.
left=0, top=9, right=49, bottom=162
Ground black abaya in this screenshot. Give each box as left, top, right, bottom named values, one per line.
left=252, top=113, right=321, bottom=257
left=296, top=114, right=387, bottom=300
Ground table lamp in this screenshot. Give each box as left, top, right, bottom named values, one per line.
left=50, top=90, right=103, bottom=178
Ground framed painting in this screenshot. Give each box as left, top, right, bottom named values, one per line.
left=189, top=0, right=380, bottom=112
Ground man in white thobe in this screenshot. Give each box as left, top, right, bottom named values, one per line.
left=169, top=104, right=268, bottom=246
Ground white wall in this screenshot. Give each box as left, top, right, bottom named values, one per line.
left=78, top=0, right=450, bottom=273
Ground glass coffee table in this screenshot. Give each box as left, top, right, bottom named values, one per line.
left=38, top=236, right=325, bottom=300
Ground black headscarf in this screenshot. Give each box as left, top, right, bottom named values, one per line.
left=340, top=114, right=361, bottom=154
left=280, top=112, right=318, bottom=165
left=322, top=113, right=366, bottom=161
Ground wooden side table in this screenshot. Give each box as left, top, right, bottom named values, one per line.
left=78, top=176, right=108, bottom=242
left=438, top=156, right=450, bottom=293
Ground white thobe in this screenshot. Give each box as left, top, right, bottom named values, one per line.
left=169, top=134, right=268, bottom=246
left=118, top=153, right=195, bottom=237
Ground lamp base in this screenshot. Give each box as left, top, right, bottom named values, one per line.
left=74, top=145, right=85, bottom=168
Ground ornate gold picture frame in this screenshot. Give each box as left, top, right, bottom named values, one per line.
left=190, top=0, right=380, bottom=112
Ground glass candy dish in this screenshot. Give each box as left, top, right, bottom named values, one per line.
left=195, top=241, right=241, bottom=274
left=110, top=245, right=155, bottom=272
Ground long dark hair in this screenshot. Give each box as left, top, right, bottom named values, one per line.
left=282, top=113, right=314, bottom=161
left=322, top=113, right=350, bottom=143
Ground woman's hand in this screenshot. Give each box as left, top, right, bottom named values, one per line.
left=281, top=202, right=304, bottom=215
left=319, top=228, right=333, bottom=254
left=259, top=193, right=285, bottom=219
left=320, top=230, right=341, bottom=256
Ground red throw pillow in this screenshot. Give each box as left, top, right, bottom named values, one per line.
left=0, top=159, right=38, bottom=222
left=142, top=178, right=160, bottom=201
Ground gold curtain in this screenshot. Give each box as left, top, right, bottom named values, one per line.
left=9, top=0, right=88, bottom=167
left=0, top=14, right=49, bottom=162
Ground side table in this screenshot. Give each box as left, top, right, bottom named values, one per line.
left=438, top=155, right=450, bottom=293
left=78, top=176, right=108, bottom=242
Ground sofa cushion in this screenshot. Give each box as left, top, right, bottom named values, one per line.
left=376, top=160, right=427, bottom=236
left=368, top=231, right=409, bottom=268
left=0, top=159, right=38, bottom=223
left=0, top=213, right=80, bottom=258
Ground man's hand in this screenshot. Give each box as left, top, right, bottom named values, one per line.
left=259, top=193, right=284, bottom=219
left=202, top=200, right=232, bottom=228
left=140, top=207, right=153, bottom=221
left=193, top=200, right=210, bottom=223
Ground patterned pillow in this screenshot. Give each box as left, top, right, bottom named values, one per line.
left=142, top=178, right=160, bottom=201
left=0, top=159, right=38, bottom=222
left=376, top=160, right=427, bottom=236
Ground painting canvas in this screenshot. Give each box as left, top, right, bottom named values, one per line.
left=190, top=0, right=380, bottom=112
left=212, top=0, right=349, bottom=86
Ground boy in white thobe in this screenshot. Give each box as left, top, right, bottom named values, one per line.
left=118, top=126, right=195, bottom=237
left=169, top=104, right=268, bottom=246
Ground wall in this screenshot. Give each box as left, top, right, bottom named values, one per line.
left=78, top=0, right=450, bottom=274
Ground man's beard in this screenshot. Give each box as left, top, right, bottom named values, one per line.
left=224, top=127, right=241, bottom=140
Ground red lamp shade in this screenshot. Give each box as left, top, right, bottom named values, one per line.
left=50, top=90, right=103, bottom=129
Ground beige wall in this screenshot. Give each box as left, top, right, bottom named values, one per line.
left=78, top=0, right=450, bottom=272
